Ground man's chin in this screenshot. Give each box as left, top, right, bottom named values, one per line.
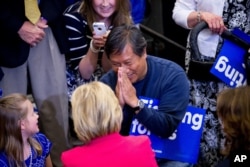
left=129, top=77, right=137, bottom=83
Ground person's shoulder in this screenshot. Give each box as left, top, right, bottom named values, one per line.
left=147, top=55, right=184, bottom=72
left=33, top=133, right=52, bottom=149
left=0, top=151, right=8, bottom=167
left=125, top=135, right=151, bottom=147
left=33, top=132, right=49, bottom=141
left=100, top=70, right=116, bottom=83
left=63, top=1, right=84, bottom=20
left=63, top=146, right=82, bottom=154
left=147, top=55, right=178, bottom=66
left=64, top=1, right=81, bottom=14
left=61, top=146, right=84, bottom=160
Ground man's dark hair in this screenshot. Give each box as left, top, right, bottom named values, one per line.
left=104, top=24, right=147, bottom=59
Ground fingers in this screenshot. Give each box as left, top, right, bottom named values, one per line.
left=92, top=37, right=106, bottom=48
left=92, top=31, right=108, bottom=48
left=207, top=19, right=224, bottom=34
left=118, top=67, right=129, bottom=83
left=104, top=30, right=111, bottom=37
left=30, top=28, right=45, bottom=47
left=202, top=12, right=225, bottom=34
left=18, top=21, right=46, bottom=46
left=36, top=17, right=48, bottom=29
left=31, top=42, right=37, bottom=47
left=117, top=67, right=137, bottom=106
left=115, top=76, right=125, bottom=107
left=91, top=40, right=103, bottom=49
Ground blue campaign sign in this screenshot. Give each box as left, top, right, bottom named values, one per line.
left=130, top=96, right=205, bottom=164
left=210, top=39, right=247, bottom=87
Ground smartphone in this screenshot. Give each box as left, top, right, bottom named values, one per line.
left=93, top=22, right=107, bottom=36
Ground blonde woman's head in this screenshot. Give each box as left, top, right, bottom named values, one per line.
left=71, top=81, right=122, bottom=144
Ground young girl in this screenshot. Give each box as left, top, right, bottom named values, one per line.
left=0, top=93, right=52, bottom=167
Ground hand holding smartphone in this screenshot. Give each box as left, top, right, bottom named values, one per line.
left=93, top=22, right=107, bottom=36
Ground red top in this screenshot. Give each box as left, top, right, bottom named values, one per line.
left=61, top=133, right=157, bottom=167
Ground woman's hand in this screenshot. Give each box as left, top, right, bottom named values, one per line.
left=92, top=30, right=110, bottom=49
left=200, top=12, right=226, bottom=35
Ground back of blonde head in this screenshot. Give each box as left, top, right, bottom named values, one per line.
left=71, top=81, right=122, bottom=144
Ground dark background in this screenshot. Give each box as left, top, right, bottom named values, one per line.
left=141, top=0, right=189, bottom=69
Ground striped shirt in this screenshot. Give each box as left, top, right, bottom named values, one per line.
left=63, top=2, right=91, bottom=70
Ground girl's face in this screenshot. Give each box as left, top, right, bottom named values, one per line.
left=92, top=0, right=116, bottom=20
left=21, top=100, right=39, bottom=137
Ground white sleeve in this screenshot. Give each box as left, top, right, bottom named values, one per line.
left=172, top=0, right=197, bottom=29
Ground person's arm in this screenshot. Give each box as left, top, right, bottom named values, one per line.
left=172, top=0, right=196, bottom=29
left=63, top=10, right=90, bottom=68
left=187, top=11, right=201, bottom=28
left=45, top=155, right=53, bottom=167
left=79, top=31, right=111, bottom=79
left=188, top=11, right=225, bottom=34
left=78, top=45, right=101, bottom=80
left=136, top=71, right=189, bottom=138
left=173, top=0, right=225, bottom=33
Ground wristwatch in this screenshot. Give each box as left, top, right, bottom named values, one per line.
left=131, top=100, right=145, bottom=113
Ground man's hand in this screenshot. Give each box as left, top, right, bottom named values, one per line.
left=115, top=75, right=125, bottom=107
left=18, top=19, right=47, bottom=47
left=116, top=67, right=138, bottom=108
left=36, top=17, right=48, bottom=29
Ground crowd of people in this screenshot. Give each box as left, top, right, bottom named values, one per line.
left=0, top=0, right=250, bottom=167
left=173, top=0, right=250, bottom=166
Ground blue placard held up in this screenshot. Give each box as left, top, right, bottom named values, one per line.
left=210, top=28, right=250, bottom=87
left=210, top=39, right=247, bottom=87
left=129, top=96, right=205, bottom=164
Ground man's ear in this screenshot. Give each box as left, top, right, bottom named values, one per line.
left=142, top=48, right=147, bottom=59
